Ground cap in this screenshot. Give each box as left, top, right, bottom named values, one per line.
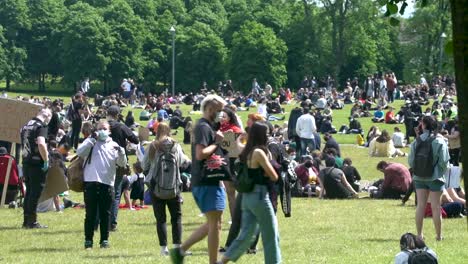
left=0, top=147, right=8, bottom=155
left=107, top=105, right=120, bottom=116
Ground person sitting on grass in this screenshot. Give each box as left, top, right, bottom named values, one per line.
left=294, top=156, right=321, bottom=197
left=385, top=107, right=399, bottom=124
left=391, top=127, right=406, bottom=148
left=394, top=233, right=437, bottom=264
left=370, top=161, right=412, bottom=199
left=368, top=130, right=406, bottom=158
left=347, top=114, right=363, bottom=134
left=341, top=158, right=361, bottom=192
left=372, top=106, right=385, bottom=123
left=318, top=156, right=358, bottom=199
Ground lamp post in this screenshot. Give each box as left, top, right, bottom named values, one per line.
left=170, top=26, right=176, bottom=97
left=439, top=32, right=447, bottom=74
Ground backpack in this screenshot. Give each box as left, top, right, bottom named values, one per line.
left=407, top=248, right=438, bottom=264
left=233, top=160, right=255, bottom=193
left=67, top=147, right=93, bottom=192
left=151, top=142, right=180, bottom=199
left=413, top=136, right=436, bottom=178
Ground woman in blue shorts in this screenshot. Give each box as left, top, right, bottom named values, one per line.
left=408, top=116, right=449, bottom=241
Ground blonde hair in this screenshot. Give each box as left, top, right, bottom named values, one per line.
left=148, top=122, right=172, bottom=160
left=201, top=94, right=227, bottom=112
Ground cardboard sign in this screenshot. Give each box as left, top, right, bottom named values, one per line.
left=38, top=165, right=68, bottom=203
left=0, top=98, right=42, bottom=143
left=221, top=131, right=241, bottom=158
left=138, top=127, right=150, bottom=142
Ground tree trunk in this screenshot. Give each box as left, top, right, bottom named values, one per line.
left=5, top=78, right=11, bottom=91
left=450, top=0, right=468, bottom=210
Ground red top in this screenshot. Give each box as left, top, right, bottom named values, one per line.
left=220, top=122, right=242, bottom=134
left=385, top=111, right=395, bottom=123
left=382, top=163, right=411, bottom=193
left=0, top=155, right=19, bottom=186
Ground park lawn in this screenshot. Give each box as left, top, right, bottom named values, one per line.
left=1, top=93, right=466, bottom=263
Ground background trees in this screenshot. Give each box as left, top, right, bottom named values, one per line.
left=0, top=0, right=455, bottom=93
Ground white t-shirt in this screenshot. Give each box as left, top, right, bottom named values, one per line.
left=445, top=165, right=461, bottom=189
left=296, top=114, right=316, bottom=139
left=122, top=81, right=131, bottom=92
left=316, top=98, right=327, bottom=109
left=392, top=132, right=405, bottom=147
left=257, top=104, right=268, bottom=119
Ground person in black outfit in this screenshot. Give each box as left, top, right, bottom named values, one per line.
left=323, top=133, right=341, bottom=157
left=124, top=111, right=135, bottom=128
left=20, top=108, right=52, bottom=228
left=287, top=107, right=303, bottom=157
left=341, top=158, right=361, bottom=192
left=106, top=105, right=140, bottom=231
left=47, top=100, right=61, bottom=142
left=70, top=94, right=84, bottom=150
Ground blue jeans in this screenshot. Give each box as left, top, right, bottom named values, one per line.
left=300, top=138, right=315, bottom=158
left=225, top=185, right=281, bottom=263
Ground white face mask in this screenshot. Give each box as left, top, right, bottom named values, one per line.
left=98, top=130, right=110, bottom=141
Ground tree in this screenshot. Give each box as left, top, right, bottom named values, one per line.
left=230, top=21, right=287, bottom=92
left=176, top=22, right=227, bottom=91
left=0, top=0, right=31, bottom=90
left=0, top=26, right=7, bottom=77
left=100, top=0, right=145, bottom=90
left=59, top=2, right=112, bottom=90
left=25, top=0, right=66, bottom=91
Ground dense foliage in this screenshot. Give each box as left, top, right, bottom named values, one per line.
left=0, top=0, right=453, bottom=93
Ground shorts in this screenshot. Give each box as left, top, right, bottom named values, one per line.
left=192, top=185, right=226, bottom=213
left=414, top=179, right=445, bottom=192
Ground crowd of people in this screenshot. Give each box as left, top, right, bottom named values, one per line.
left=0, top=72, right=464, bottom=264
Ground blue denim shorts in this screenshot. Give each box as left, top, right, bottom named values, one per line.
left=192, top=185, right=226, bottom=213
left=414, top=179, right=445, bottom=192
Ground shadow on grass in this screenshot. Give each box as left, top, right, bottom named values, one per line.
left=362, top=238, right=398, bottom=243
left=10, top=247, right=74, bottom=253
left=0, top=226, right=22, bottom=230
left=35, top=229, right=82, bottom=235
left=83, top=254, right=152, bottom=260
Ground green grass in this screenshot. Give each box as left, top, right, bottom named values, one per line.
left=0, top=93, right=466, bottom=264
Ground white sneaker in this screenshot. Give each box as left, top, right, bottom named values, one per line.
left=160, top=246, right=169, bottom=256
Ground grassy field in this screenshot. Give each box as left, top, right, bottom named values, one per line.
left=0, top=92, right=466, bottom=264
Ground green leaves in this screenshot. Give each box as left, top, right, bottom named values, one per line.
left=389, top=17, right=400, bottom=26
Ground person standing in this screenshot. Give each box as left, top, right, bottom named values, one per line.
left=106, top=105, right=140, bottom=231
left=170, top=95, right=227, bottom=264
left=408, top=116, right=449, bottom=241
left=80, top=78, right=90, bottom=95
left=77, top=120, right=127, bottom=249
left=21, top=108, right=52, bottom=228
left=70, top=94, right=84, bottom=150
left=143, top=123, right=189, bottom=256
left=219, top=122, right=281, bottom=264
left=295, top=107, right=317, bottom=158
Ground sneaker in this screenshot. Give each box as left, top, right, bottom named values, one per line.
left=100, top=240, right=110, bottom=248
left=246, top=248, right=257, bottom=254
left=219, top=247, right=227, bottom=253
left=169, top=248, right=185, bottom=264
left=25, top=222, right=48, bottom=229
left=84, top=240, right=93, bottom=250
left=110, top=224, right=117, bottom=232
left=161, top=246, right=169, bottom=256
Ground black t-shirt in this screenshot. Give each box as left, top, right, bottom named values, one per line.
left=109, top=120, right=139, bottom=155
left=342, top=165, right=361, bottom=184
left=324, top=138, right=341, bottom=157
left=191, top=118, right=218, bottom=186
left=48, top=112, right=59, bottom=139
left=72, top=101, right=83, bottom=121
left=319, top=167, right=351, bottom=199
left=21, top=118, right=48, bottom=165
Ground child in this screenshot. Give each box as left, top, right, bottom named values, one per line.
left=129, top=161, right=145, bottom=208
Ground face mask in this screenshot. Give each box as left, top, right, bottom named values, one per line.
left=214, top=111, right=222, bottom=123
left=98, top=130, right=110, bottom=141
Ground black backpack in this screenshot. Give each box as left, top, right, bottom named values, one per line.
left=413, top=136, right=437, bottom=178
left=407, top=248, right=438, bottom=264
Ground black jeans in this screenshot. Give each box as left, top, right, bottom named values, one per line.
left=387, top=90, right=394, bottom=103
left=224, top=193, right=259, bottom=250
left=151, top=194, right=182, bottom=246
left=23, top=164, right=47, bottom=225
left=71, top=119, right=82, bottom=150
left=84, top=182, right=114, bottom=243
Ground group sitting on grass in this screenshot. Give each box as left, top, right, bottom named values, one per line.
left=1, top=71, right=464, bottom=264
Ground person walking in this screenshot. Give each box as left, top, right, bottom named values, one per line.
left=143, top=123, right=189, bottom=256
left=106, top=105, right=140, bottom=231
left=408, top=116, right=449, bottom=241
left=295, top=107, right=317, bottom=158
left=20, top=108, right=52, bottom=228
left=219, top=121, right=281, bottom=263
left=70, top=94, right=84, bottom=150
left=77, top=120, right=127, bottom=249
left=170, top=95, right=228, bottom=264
